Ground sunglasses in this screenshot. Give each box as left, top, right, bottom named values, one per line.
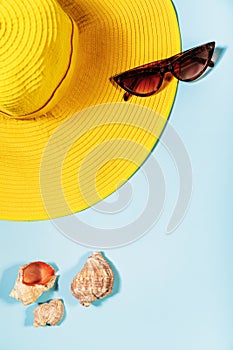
left=110, top=41, right=215, bottom=101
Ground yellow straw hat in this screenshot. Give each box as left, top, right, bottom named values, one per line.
left=0, top=0, right=180, bottom=220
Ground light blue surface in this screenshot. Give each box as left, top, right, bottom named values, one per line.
left=0, top=0, right=233, bottom=349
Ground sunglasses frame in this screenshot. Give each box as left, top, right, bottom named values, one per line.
left=110, top=41, right=215, bottom=100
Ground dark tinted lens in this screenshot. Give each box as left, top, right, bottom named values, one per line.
left=118, top=73, right=162, bottom=96
left=173, top=46, right=210, bottom=81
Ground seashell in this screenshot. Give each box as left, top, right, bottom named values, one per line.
left=71, top=251, right=114, bottom=307
left=10, top=261, right=56, bottom=305
left=33, top=299, right=64, bottom=327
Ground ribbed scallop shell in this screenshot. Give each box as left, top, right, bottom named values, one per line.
left=71, top=252, right=114, bottom=307
left=9, top=261, right=56, bottom=305
left=33, top=299, right=64, bottom=327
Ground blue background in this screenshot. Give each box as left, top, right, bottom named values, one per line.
left=0, top=0, right=233, bottom=349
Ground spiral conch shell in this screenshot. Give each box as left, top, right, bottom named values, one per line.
left=71, top=252, right=114, bottom=307
left=33, top=299, right=64, bottom=327
left=10, top=261, right=56, bottom=305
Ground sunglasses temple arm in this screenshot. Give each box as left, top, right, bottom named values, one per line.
left=123, top=91, right=132, bottom=101
left=196, top=57, right=215, bottom=68
left=123, top=76, right=142, bottom=101
left=209, top=60, right=214, bottom=68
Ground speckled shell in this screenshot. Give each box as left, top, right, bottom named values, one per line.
left=33, top=299, right=64, bottom=327
left=71, top=252, right=114, bottom=307
left=9, top=262, right=56, bottom=306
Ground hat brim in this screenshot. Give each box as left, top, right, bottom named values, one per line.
left=0, top=0, right=180, bottom=220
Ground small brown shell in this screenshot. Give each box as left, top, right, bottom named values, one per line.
left=33, top=299, right=64, bottom=327
left=9, top=261, right=56, bottom=305
left=71, top=251, right=114, bottom=307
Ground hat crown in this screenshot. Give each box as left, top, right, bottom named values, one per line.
left=0, top=0, right=78, bottom=118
